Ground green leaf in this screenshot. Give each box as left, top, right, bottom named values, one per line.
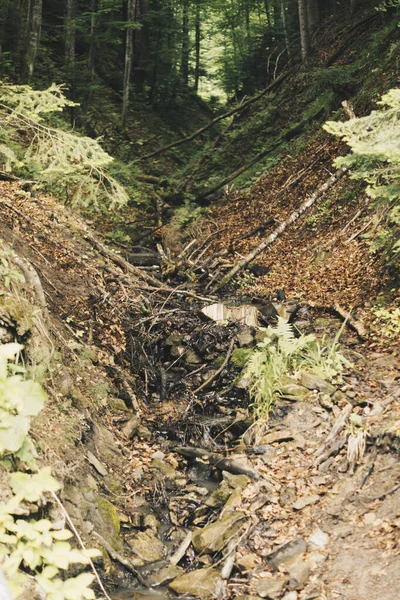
left=10, top=468, right=60, bottom=501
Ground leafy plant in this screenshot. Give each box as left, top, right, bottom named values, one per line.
left=324, top=89, right=400, bottom=267
left=0, top=83, right=129, bottom=210
left=0, top=343, right=100, bottom=599
left=244, top=318, right=348, bottom=418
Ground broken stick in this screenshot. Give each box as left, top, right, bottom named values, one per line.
left=176, top=446, right=260, bottom=480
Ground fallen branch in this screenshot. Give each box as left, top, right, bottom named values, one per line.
left=0, top=198, right=31, bottom=221
left=176, top=446, right=260, bottom=480
left=193, top=338, right=235, bottom=394
left=333, top=303, right=367, bottom=338
left=314, top=403, right=353, bottom=465
left=139, top=72, right=290, bottom=161
left=9, top=249, right=50, bottom=324
left=169, top=530, right=192, bottom=565
left=92, top=532, right=148, bottom=588
left=212, top=167, right=347, bottom=291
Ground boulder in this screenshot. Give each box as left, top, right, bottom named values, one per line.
left=236, top=553, right=260, bottom=572
left=279, top=384, right=309, bottom=402
left=192, top=511, right=246, bottom=554
left=169, top=568, right=220, bottom=598
left=300, top=372, right=335, bottom=394
left=285, top=557, right=310, bottom=591
left=145, top=565, right=184, bottom=587
left=122, top=416, right=140, bottom=439
left=267, top=538, right=307, bottom=571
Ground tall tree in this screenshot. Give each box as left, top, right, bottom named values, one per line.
left=181, top=0, right=190, bottom=85
left=194, top=0, right=201, bottom=92
left=22, top=0, right=43, bottom=81
left=297, top=0, right=310, bottom=61
left=122, top=0, right=136, bottom=125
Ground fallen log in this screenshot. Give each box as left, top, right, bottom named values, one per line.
left=176, top=446, right=260, bottom=480
left=212, top=167, right=347, bottom=292
left=139, top=72, right=290, bottom=161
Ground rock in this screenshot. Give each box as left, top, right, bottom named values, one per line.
left=137, top=425, right=152, bottom=440
left=192, top=511, right=246, bottom=554
left=256, top=575, right=287, bottom=598
left=262, top=430, right=294, bottom=444
left=319, top=394, right=333, bottom=410
left=128, top=530, right=167, bottom=564
left=145, top=565, right=184, bottom=587
left=293, top=494, right=320, bottom=511
left=222, top=471, right=250, bottom=489
left=237, top=327, right=255, bottom=347
left=86, top=451, right=107, bottom=476
left=235, top=374, right=252, bottom=390
left=307, top=527, right=329, bottom=550
left=221, top=487, right=242, bottom=515
left=201, top=303, right=258, bottom=327
left=150, top=459, right=178, bottom=480
left=108, top=396, right=130, bottom=412
left=279, top=486, right=296, bottom=507
left=122, top=416, right=140, bottom=439
left=169, top=567, right=220, bottom=598
left=285, top=557, right=310, bottom=591
left=279, top=384, right=309, bottom=402
left=300, top=373, right=335, bottom=394
left=236, top=553, right=260, bottom=571
left=205, top=482, right=232, bottom=508
left=282, top=593, right=298, bottom=600
left=143, top=513, right=160, bottom=532
left=267, top=538, right=307, bottom=571
left=185, top=349, right=202, bottom=364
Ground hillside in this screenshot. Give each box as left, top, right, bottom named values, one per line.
left=0, top=1, right=399, bottom=600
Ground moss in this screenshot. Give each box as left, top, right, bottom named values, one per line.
left=96, top=495, right=121, bottom=549
left=231, top=348, right=253, bottom=369
left=213, top=355, right=225, bottom=368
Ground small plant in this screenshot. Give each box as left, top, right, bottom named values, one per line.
left=244, top=318, right=348, bottom=418
left=0, top=343, right=100, bottom=599
left=371, top=305, right=400, bottom=339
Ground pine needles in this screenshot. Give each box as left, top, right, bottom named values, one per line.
left=0, top=83, right=129, bottom=210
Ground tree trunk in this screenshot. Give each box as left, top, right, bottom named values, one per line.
left=82, top=0, right=98, bottom=121
left=64, top=0, right=76, bottom=68
left=181, top=0, right=190, bottom=85
left=122, top=0, right=135, bottom=125
left=297, top=0, right=310, bottom=61
left=22, top=0, right=42, bottom=81
left=280, top=0, right=291, bottom=60
left=194, top=2, right=201, bottom=92
left=307, top=0, right=319, bottom=32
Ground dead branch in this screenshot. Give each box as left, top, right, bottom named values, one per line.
left=84, top=231, right=163, bottom=288
left=139, top=72, right=290, bottom=161
left=314, top=403, right=353, bottom=465
left=169, top=530, right=192, bottom=565
left=175, top=446, right=260, bottom=480
left=333, top=303, right=367, bottom=338
left=92, top=532, right=148, bottom=587
left=193, top=338, right=235, bottom=394
left=0, top=198, right=31, bottom=221
left=213, top=168, right=347, bottom=292
left=9, top=249, right=50, bottom=324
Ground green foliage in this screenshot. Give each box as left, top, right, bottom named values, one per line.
left=306, top=66, right=355, bottom=101
left=244, top=318, right=348, bottom=418
left=371, top=305, right=400, bottom=339
left=324, top=89, right=400, bottom=267
left=0, top=343, right=100, bottom=599
left=0, top=82, right=128, bottom=210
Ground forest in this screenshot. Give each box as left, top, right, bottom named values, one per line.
left=0, top=1, right=399, bottom=600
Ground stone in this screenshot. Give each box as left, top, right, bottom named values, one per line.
left=192, top=512, right=246, bottom=554
left=145, top=565, right=184, bottom=587
left=185, top=350, right=202, bottom=364
left=201, top=303, right=258, bottom=327
left=235, top=374, right=252, bottom=390
left=236, top=553, right=260, bottom=571
left=279, top=384, right=309, bottom=402
left=256, top=575, right=287, bottom=598
left=300, top=373, right=335, bottom=394
left=237, top=327, right=255, bottom=347
left=222, top=471, right=250, bottom=489
left=307, top=527, right=329, bottom=550
left=285, top=557, right=310, bottom=591
left=122, top=416, right=140, bottom=439
left=267, top=538, right=307, bottom=571
left=221, top=487, right=243, bottom=515
left=108, top=396, right=130, bottom=412
left=293, top=494, right=320, bottom=511
left=150, top=459, right=178, bottom=480
left=262, top=430, right=294, bottom=444
left=137, top=425, right=152, bottom=440
left=282, top=593, right=298, bottom=600
left=169, top=567, right=220, bottom=598
left=143, top=513, right=160, bottom=532
left=87, top=451, right=107, bottom=476
left=128, top=530, right=167, bottom=564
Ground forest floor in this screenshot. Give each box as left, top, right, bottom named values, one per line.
left=0, top=114, right=399, bottom=600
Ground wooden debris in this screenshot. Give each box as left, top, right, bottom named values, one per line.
left=193, top=338, right=235, bottom=394
left=333, top=303, right=367, bottom=338
left=169, top=531, right=192, bottom=565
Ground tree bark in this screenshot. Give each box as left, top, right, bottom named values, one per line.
left=22, top=0, right=42, bottom=82
left=194, top=2, right=201, bottom=92
left=181, top=0, right=190, bottom=85
left=64, top=0, right=76, bottom=68
left=212, top=168, right=347, bottom=292
left=307, top=0, right=319, bottom=33
left=297, top=0, right=310, bottom=61
left=122, top=0, right=135, bottom=125
left=280, top=0, right=291, bottom=60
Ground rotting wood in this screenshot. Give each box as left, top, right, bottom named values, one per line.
left=139, top=72, right=290, bottom=161
left=333, top=303, right=367, bottom=339
left=193, top=338, right=235, bottom=394
left=212, top=167, right=347, bottom=292
left=176, top=446, right=260, bottom=480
